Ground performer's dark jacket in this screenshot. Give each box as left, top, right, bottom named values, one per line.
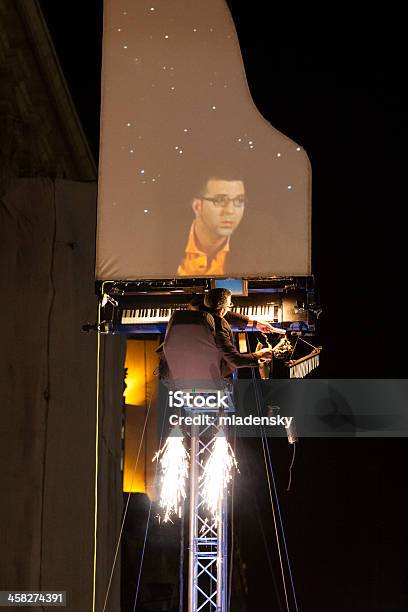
left=158, top=308, right=258, bottom=385
left=212, top=311, right=258, bottom=375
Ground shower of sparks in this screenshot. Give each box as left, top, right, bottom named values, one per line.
left=153, top=426, right=189, bottom=523
left=200, top=432, right=237, bottom=518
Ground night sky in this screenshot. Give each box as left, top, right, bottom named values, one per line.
left=38, top=1, right=408, bottom=610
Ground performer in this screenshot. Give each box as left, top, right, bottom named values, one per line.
left=200, top=288, right=271, bottom=376
left=189, top=293, right=275, bottom=334
left=158, top=289, right=272, bottom=384
left=177, top=176, right=246, bottom=276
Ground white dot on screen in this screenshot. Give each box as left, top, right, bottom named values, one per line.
left=175, top=146, right=179, bottom=149
left=165, top=35, right=169, bottom=39
left=117, top=28, right=121, bottom=32
left=193, top=28, right=197, bottom=32
left=183, top=128, right=188, bottom=132
left=287, top=185, right=292, bottom=190
left=140, top=170, right=145, bottom=174
left=171, top=86, right=175, bottom=91
left=150, top=7, right=155, bottom=11
left=277, top=152, right=281, bottom=157
left=123, top=45, right=128, bottom=49
left=237, top=138, right=242, bottom=142
left=248, top=140, right=253, bottom=145
left=212, top=105, right=216, bottom=110
left=130, top=149, right=134, bottom=153
left=296, top=147, right=301, bottom=151
left=123, top=11, right=127, bottom=15
left=152, top=178, right=156, bottom=182
left=144, top=209, right=148, bottom=213
left=249, top=145, right=254, bottom=149
left=179, top=150, right=183, bottom=154
left=127, top=122, right=131, bottom=127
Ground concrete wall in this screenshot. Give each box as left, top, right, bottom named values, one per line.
left=0, top=178, right=124, bottom=611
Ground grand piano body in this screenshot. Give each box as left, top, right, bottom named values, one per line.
left=94, top=4, right=320, bottom=608
left=95, top=0, right=318, bottom=347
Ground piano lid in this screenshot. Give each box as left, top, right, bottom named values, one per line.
left=96, top=0, right=311, bottom=281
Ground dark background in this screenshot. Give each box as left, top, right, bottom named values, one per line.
left=38, top=1, right=408, bottom=609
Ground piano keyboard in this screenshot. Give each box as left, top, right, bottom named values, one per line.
left=121, top=307, right=186, bottom=324
left=121, top=304, right=280, bottom=325
left=233, top=305, right=280, bottom=320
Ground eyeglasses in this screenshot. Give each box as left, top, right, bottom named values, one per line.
left=200, top=195, right=247, bottom=208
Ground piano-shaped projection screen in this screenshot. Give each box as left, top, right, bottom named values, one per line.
left=96, top=0, right=311, bottom=280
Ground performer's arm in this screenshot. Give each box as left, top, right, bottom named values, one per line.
left=213, top=318, right=270, bottom=368
left=224, top=311, right=280, bottom=334
left=224, top=311, right=249, bottom=328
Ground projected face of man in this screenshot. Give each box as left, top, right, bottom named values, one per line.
left=192, top=179, right=245, bottom=253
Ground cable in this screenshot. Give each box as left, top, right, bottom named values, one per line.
left=228, top=426, right=237, bottom=611
left=101, top=390, right=155, bottom=612
left=251, top=367, right=291, bottom=612
left=298, top=336, right=318, bottom=351
left=262, top=430, right=300, bottom=612
left=240, top=438, right=284, bottom=612
left=286, top=444, right=296, bottom=492
left=92, top=280, right=104, bottom=612
left=133, top=503, right=153, bottom=612
left=249, top=358, right=300, bottom=612
left=179, top=501, right=185, bottom=612
left=132, top=391, right=170, bottom=612
left=288, top=336, right=299, bottom=362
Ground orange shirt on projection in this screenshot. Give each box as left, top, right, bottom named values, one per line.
left=177, top=222, right=229, bottom=276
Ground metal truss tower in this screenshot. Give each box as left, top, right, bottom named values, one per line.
left=187, top=407, right=230, bottom=612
